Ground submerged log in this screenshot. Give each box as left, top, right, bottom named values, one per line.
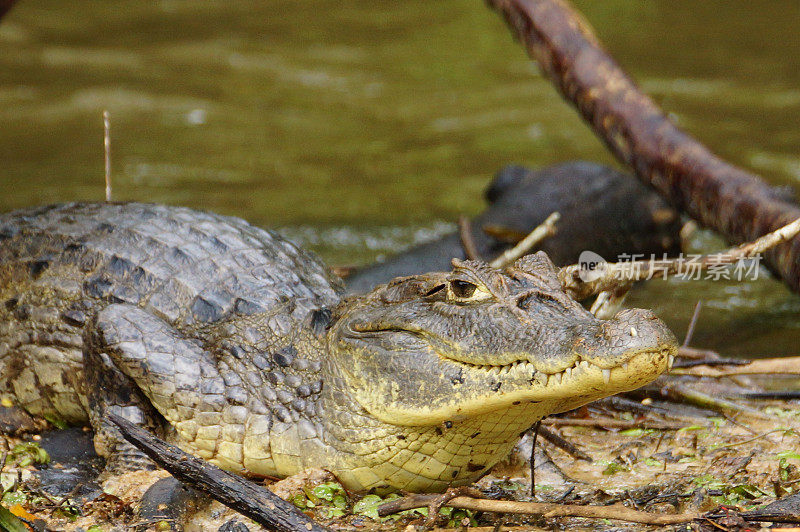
left=346, top=162, right=681, bottom=293
left=486, top=0, right=800, bottom=292
left=0, top=1, right=17, bottom=21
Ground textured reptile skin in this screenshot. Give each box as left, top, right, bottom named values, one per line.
left=0, top=203, right=340, bottom=471
left=0, top=202, right=677, bottom=493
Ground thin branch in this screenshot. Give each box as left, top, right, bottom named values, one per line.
left=672, top=358, right=749, bottom=369
left=559, top=216, right=800, bottom=301
left=682, top=300, right=703, bottom=347
left=377, top=494, right=700, bottom=525
left=542, top=417, right=688, bottom=431
left=678, top=346, right=722, bottom=360
left=671, top=356, right=800, bottom=377
left=528, top=420, right=541, bottom=497
left=103, top=110, right=112, bottom=202
left=458, top=215, right=481, bottom=260
left=490, top=212, right=559, bottom=268
left=662, top=383, right=768, bottom=419
left=538, top=426, right=592, bottom=462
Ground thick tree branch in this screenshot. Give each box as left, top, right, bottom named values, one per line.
left=486, top=0, right=800, bottom=292
left=0, top=0, right=17, bottom=21
left=107, top=413, right=330, bottom=532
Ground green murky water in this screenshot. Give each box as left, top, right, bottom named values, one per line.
left=1, top=1, right=798, bottom=356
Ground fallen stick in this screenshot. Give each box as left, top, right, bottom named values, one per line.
left=537, top=426, right=592, bottom=462
left=486, top=0, right=800, bottom=294
left=458, top=215, right=481, bottom=261
left=662, top=383, right=768, bottom=419
left=677, top=346, right=722, bottom=360
left=107, top=413, right=330, bottom=532
left=671, top=356, right=800, bottom=377
left=490, top=211, right=559, bottom=268
left=542, top=417, right=687, bottom=431
left=377, top=493, right=700, bottom=525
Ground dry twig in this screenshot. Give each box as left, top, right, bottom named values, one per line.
left=377, top=494, right=700, bottom=525
left=490, top=212, right=559, bottom=268
left=671, top=356, right=800, bottom=377
left=559, top=216, right=800, bottom=302
left=458, top=215, right=481, bottom=261
left=542, top=417, right=688, bottom=431
left=103, top=110, right=112, bottom=202
left=662, top=383, right=767, bottom=419
left=538, top=426, right=592, bottom=462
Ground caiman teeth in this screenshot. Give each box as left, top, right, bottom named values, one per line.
left=445, top=349, right=666, bottom=384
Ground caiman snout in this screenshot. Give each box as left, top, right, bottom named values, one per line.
left=563, top=307, right=677, bottom=393
left=602, top=308, right=676, bottom=359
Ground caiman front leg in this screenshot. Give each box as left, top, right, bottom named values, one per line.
left=86, top=303, right=231, bottom=475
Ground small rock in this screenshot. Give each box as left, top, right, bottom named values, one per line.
left=219, top=519, right=250, bottom=532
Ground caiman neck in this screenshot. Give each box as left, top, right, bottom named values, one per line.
left=318, top=368, right=548, bottom=492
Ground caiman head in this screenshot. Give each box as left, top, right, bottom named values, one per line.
left=324, top=251, right=677, bottom=491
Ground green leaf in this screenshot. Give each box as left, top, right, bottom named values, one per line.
left=619, top=428, right=655, bottom=437
left=602, top=462, right=629, bottom=475
left=777, top=451, right=800, bottom=460
left=353, top=494, right=383, bottom=520
left=290, top=492, right=308, bottom=509
left=324, top=507, right=346, bottom=519
left=87, top=526, right=103, bottom=532
left=692, top=474, right=726, bottom=490
left=311, top=482, right=343, bottom=502
left=780, top=458, right=791, bottom=481
left=644, top=458, right=662, bottom=467
left=9, top=442, right=50, bottom=466
left=0, top=505, right=29, bottom=532
left=1, top=491, right=26, bottom=506
left=43, top=414, right=68, bottom=430
left=311, top=485, right=332, bottom=501
left=730, top=484, right=766, bottom=499
left=332, top=494, right=347, bottom=510
left=447, top=509, right=476, bottom=528
left=676, top=425, right=705, bottom=434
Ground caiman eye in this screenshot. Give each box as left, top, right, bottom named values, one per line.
left=446, top=279, right=493, bottom=303
left=450, top=280, right=477, bottom=299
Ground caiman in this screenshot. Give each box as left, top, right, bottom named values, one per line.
left=0, top=202, right=677, bottom=493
